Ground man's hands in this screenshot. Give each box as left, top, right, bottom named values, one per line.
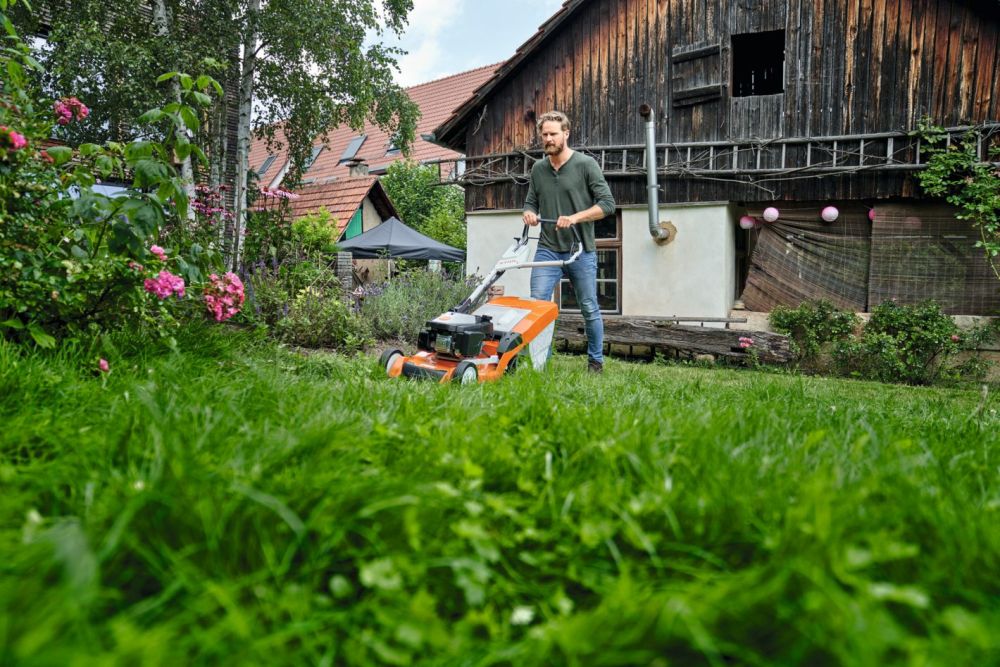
left=522, top=210, right=577, bottom=228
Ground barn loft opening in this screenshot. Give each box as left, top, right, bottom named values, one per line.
left=732, top=30, right=785, bottom=97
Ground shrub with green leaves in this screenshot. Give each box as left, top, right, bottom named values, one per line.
left=769, top=299, right=860, bottom=361
left=290, top=207, right=340, bottom=256
left=0, top=7, right=225, bottom=345
left=833, top=300, right=960, bottom=385
left=274, top=284, right=370, bottom=351
left=359, top=269, right=477, bottom=341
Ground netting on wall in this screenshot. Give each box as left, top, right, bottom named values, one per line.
left=740, top=201, right=1000, bottom=315
left=868, top=203, right=1000, bottom=315
left=741, top=203, right=871, bottom=312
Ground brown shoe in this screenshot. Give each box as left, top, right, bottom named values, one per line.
left=587, top=360, right=603, bottom=374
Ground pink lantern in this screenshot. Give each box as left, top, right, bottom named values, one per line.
left=821, top=205, right=839, bottom=222
left=762, top=206, right=780, bottom=222
left=739, top=215, right=756, bottom=230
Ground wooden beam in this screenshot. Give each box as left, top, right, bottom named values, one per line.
left=555, top=314, right=794, bottom=364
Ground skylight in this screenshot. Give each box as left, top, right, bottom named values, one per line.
left=339, top=135, right=367, bottom=163
left=303, top=146, right=323, bottom=171
left=257, top=155, right=277, bottom=177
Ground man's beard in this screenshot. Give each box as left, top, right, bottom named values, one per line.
left=544, top=141, right=563, bottom=155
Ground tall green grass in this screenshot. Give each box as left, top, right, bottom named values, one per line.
left=1, top=324, right=998, bottom=665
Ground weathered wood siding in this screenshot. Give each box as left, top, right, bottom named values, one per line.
left=461, top=0, right=1000, bottom=209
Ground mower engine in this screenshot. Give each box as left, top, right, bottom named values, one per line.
left=417, top=312, right=494, bottom=359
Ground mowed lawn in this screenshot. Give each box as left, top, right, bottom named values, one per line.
left=1, top=323, right=998, bottom=666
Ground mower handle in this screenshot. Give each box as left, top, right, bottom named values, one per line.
left=516, top=219, right=585, bottom=267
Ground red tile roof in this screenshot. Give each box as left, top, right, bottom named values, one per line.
left=250, top=63, right=499, bottom=186
left=284, top=176, right=398, bottom=235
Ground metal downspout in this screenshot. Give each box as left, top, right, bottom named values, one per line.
left=639, top=104, right=676, bottom=245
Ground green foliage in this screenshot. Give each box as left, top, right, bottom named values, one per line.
left=290, top=207, right=340, bottom=256
left=0, top=9, right=225, bottom=344
left=915, top=118, right=1000, bottom=279
left=1, top=325, right=999, bottom=664
left=770, top=299, right=860, bottom=360
left=359, top=269, right=476, bottom=341
left=274, top=284, right=370, bottom=351
left=833, top=300, right=960, bottom=385
left=380, top=160, right=466, bottom=248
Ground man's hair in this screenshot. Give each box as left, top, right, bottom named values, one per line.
left=536, top=110, right=570, bottom=132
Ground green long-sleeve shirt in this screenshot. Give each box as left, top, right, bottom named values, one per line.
left=523, top=152, right=616, bottom=252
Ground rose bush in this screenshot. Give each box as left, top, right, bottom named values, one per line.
left=0, top=3, right=239, bottom=346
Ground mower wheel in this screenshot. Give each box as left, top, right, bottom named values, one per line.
left=379, top=348, right=403, bottom=376
left=453, top=360, right=479, bottom=385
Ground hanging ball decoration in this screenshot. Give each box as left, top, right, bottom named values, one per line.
left=762, top=206, right=780, bottom=222
left=739, top=215, right=757, bottom=230
left=868, top=208, right=876, bottom=222
left=821, top=205, right=840, bottom=222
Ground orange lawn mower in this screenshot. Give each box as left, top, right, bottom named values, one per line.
left=379, top=220, right=583, bottom=384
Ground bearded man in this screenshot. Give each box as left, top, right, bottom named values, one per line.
left=522, top=110, right=616, bottom=373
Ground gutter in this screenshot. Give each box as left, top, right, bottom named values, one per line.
left=639, top=104, right=677, bottom=245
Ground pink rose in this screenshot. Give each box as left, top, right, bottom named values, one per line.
left=149, top=245, right=167, bottom=261
left=8, top=131, right=27, bottom=150
left=98, top=358, right=110, bottom=373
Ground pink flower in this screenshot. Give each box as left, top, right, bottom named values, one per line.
left=951, top=334, right=960, bottom=343
left=143, top=270, right=185, bottom=299
left=98, top=358, right=110, bottom=373
left=738, top=336, right=755, bottom=349
left=203, top=272, right=245, bottom=321
left=149, top=245, right=167, bottom=261
left=128, top=261, right=144, bottom=271
left=53, top=97, right=88, bottom=125
left=8, top=131, right=26, bottom=150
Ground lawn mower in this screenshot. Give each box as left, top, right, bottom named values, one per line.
left=379, top=220, right=582, bottom=384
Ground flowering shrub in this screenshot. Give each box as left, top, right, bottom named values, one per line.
left=832, top=300, right=960, bottom=385
left=0, top=125, right=27, bottom=150
left=144, top=270, right=187, bottom=300
left=53, top=96, right=89, bottom=125
left=203, top=272, right=245, bottom=322
left=0, top=5, right=228, bottom=346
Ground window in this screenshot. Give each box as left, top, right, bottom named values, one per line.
left=731, top=30, right=785, bottom=97
left=385, top=134, right=401, bottom=155
left=257, top=154, right=277, bottom=177
left=557, top=212, right=622, bottom=314
left=303, top=146, right=323, bottom=171
left=339, top=134, right=367, bottom=163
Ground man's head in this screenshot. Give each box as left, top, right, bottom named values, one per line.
left=537, top=110, right=570, bottom=156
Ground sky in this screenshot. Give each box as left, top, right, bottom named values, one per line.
left=378, top=0, right=566, bottom=88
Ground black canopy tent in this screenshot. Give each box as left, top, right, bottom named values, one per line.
left=338, top=216, right=464, bottom=261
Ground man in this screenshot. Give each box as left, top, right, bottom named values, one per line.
left=522, top=110, right=616, bottom=373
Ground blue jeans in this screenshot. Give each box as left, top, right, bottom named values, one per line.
left=530, top=247, right=604, bottom=364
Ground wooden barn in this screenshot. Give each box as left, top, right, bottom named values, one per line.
left=428, top=0, right=1000, bottom=332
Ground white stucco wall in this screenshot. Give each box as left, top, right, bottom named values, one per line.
left=466, top=203, right=736, bottom=323
left=362, top=197, right=381, bottom=231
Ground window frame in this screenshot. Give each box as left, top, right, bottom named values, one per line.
left=556, top=210, right=623, bottom=315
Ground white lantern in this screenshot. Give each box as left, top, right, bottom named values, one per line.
left=739, top=215, right=756, bottom=230
left=762, top=206, right=780, bottom=222
left=821, top=205, right=839, bottom=222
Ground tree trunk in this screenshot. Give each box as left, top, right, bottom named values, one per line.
left=556, top=314, right=794, bottom=364
left=231, top=0, right=260, bottom=271
left=151, top=0, right=196, bottom=225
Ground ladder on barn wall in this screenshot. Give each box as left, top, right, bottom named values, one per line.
left=424, top=123, right=1000, bottom=187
